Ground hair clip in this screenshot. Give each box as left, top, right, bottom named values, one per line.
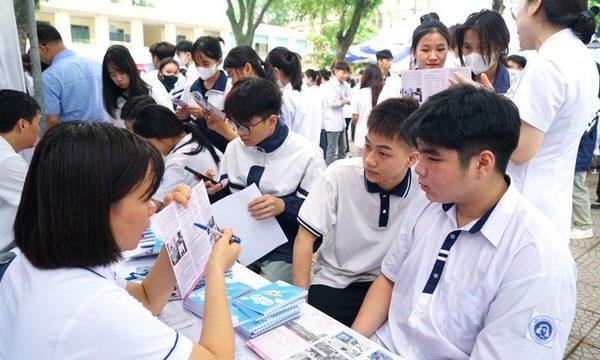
left=582, top=6, right=599, bottom=21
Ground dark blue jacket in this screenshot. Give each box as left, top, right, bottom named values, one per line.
left=575, top=109, right=599, bottom=172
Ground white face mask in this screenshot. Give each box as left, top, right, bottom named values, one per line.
left=463, top=52, right=497, bottom=75
left=197, top=64, right=217, bottom=80
left=175, top=55, right=187, bottom=68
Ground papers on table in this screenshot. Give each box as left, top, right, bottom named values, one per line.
left=211, top=184, right=287, bottom=266
left=400, top=66, right=472, bottom=103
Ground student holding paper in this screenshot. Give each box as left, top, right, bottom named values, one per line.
left=377, top=16, right=450, bottom=104
left=207, top=78, right=325, bottom=283
left=131, top=104, right=222, bottom=211
left=292, top=98, right=420, bottom=327
left=0, top=122, right=241, bottom=360
left=176, top=36, right=235, bottom=153
left=352, top=85, right=576, bottom=359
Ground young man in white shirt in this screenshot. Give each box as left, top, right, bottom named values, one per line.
left=352, top=85, right=576, bottom=359
left=323, top=61, right=352, bottom=165
left=293, top=98, right=420, bottom=326
left=0, top=90, right=41, bottom=251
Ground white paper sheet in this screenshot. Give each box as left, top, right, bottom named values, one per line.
left=211, top=184, right=288, bottom=266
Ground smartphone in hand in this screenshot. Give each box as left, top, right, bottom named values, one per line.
left=184, top=166, right=219, bottom=185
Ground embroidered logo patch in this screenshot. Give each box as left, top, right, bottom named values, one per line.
left=525, top=312, right=559, bottom=347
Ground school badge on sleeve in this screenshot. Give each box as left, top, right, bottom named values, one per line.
left=525, top=311, right=560, bottom=347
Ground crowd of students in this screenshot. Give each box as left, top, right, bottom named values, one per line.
left=1, top=1, right=600, bottom=358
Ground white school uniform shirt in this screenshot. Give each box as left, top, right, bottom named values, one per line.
left=323, top=79, right=351, bottom=132
left=351, top=87, right=375, bottom=149
left=375, top=182, right=576, bottom=359
left=280, top=83, right=304, bottom=133
left=152, top=133, right=222, bottom=202
left=507, top=29, right=599, bottom=241
left=377, top=75, right=402, bottom=105
left=0, top=136, right=28, bottom=251
left=185, top=64, right=200, bottom=86
left=299, top=84, right=323, bottom=145
left=105, top=79, right=174, bottom=128
left=0, top=254, right=193, bottom=359
left=219, top=121, right=324, bottom=199
left=298, top=158, right=418, bottom=288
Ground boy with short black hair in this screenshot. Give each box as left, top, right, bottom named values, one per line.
left=375, top=49, right=393, bottom=79
left=352, top=85, right=576, bottom=359
left=292, top=98, right=420, bottom=326
left=0, top=90, right=41, bottom=251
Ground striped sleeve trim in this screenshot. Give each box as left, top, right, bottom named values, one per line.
left=298, top=216, right=323, bottom=238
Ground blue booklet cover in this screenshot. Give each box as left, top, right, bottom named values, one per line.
left=184, top=279, right=254, bottom=326
left=232, top=281, right=308, bottom=317
left=236, top=306, right=302, bottom=339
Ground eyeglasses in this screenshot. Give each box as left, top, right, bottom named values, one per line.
left=227, top=116, right=272, bottom=136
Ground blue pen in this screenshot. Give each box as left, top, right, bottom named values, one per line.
left=193, top=223, right=242, bottom=244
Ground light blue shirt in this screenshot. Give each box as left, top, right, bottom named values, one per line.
left=42, top=49, right=104, bottom=122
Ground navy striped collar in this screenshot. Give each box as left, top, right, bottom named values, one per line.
left=364, top=168, right=412, bottom=198
left=256, top=118, right=289, bottom=153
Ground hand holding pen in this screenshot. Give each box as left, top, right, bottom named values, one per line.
left=194, top=223, right=242, bottom=244
left=203, top=227, right=241, bottom=275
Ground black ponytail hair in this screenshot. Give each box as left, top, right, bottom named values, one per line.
left=266, top=46, right=303, bottom=91
left=132, top=105, right=220, bottom=164
left=192, top=36, right=225, bottom=61
left=535, top=0, right=598, bottom=44
left=224, top=45, right=275, bottom=83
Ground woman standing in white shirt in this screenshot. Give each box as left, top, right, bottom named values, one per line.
left=102, top=45, right=172, bottom=128
left=301, top=69, right=324, bottom=145
left=132, top=104, right=222, bottom=211
left=266, top=47, right=305, bottom=136
left=351, top=64, right=384, bottom=154
left=507, top=0, right=599, bottom=240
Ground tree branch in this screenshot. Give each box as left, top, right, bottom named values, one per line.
left=252, top=0, right=274, bottom=33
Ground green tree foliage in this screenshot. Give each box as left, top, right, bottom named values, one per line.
left=271, top=0, right=382, bottom=64
left=226, top=0, right=276, bottom=46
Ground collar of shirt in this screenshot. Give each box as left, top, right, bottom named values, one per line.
left=439, top=175, right=516, bottom=247
left=364, top=168, right=413, bottom=198
left=493, top=63, right=511, bottom=93
left=51, top=49, right=76, bottom=65
left=539, top=28, right=579, bottom=53
left=0, top=135, right=16, bottom=154
left=190, top=70, right=229, bottom=95
left=256, top=118, right=289, bottom=153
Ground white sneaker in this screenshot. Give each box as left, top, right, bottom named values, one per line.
left=570, top=227, right=594, bottom=240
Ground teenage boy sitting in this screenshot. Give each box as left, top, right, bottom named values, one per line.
left=292, top=98, right=421, bottom=326
left=352, top=85, right=576, bottom=359
left=207, top=78, right=325, bottom=283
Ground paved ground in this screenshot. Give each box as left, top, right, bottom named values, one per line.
left=565, top=172, right=600, bottom=359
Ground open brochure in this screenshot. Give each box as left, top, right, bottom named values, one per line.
left=191, top=91, right=226, bottom=120
left=246, top=305, right=401, bottom=360
left=211, top=184, right=288, bottom=266
left=400, top=66, right=472, bottom=103
left=150, top=184, right=214, bottom=300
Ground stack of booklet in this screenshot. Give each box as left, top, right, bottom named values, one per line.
left=184, top=280, right=307, bottom=338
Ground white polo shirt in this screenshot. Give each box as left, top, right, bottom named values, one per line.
left=507, top=28, right=599, bottom=241
left=299, top=84, right=323, bottom=145
left=0, top=136, right=28, bottom=251
left=375, top=181, right=576, bottom=359
left=0, top=254, right=193, bottom=359
left=152, top=133, right=222, bottom=202
left=280, top=83, right=305, bottom=135
left=377, top=75, right=402, bottom=105
left=351, top=87, right=375, bottom=149
left=298, top=157, right=418, bottom=288
left=323, top=80, right=351, bottom=132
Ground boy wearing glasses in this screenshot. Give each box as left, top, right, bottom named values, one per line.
left=206, top=77, right=325, bottom=283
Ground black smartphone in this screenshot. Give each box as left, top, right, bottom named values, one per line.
left=184, top=166, right=219, bottom=185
